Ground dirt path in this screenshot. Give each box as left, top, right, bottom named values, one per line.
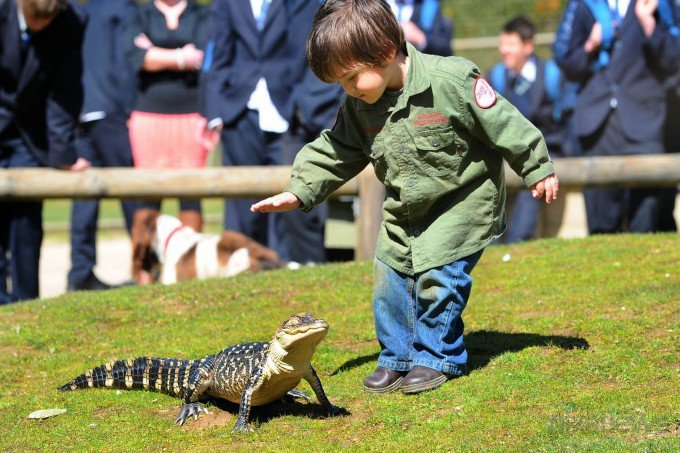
left=39, top=236, right=132, bottom=299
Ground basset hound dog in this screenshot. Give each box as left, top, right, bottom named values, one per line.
left=131, top=209, right=287, bottom=285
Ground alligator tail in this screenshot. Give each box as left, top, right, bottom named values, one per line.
left=58, top=357, right=200, bottom=398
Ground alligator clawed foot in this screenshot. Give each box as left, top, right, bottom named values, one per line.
left=174, top=402, right=209, bottom=426
left=231, top=419, right=254, bottom=433
left=325, top=404, right=350, bottom=418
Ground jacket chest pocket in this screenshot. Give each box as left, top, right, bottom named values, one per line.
left=364, top=136, right=389, bottom=181
left=412, top=126, right=463, bottom=177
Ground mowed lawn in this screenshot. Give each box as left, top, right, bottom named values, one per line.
left=0, top=234, right=678, bottom=451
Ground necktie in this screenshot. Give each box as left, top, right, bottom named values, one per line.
left=256, top=0, right=269, bottom=31
left=512, top=75, right=531, bottom=96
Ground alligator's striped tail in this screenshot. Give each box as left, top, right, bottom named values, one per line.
left=58, top=357, right=209, bottom=398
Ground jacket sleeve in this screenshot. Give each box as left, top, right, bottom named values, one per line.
left=460, top=66, right=554, bottom=188
left=286, top=98, right=370, bottom=211
left=641, top=7, right=680, bottom=75
left=201, top=0, right=235, bottom=122
left=124, top=5, right=148, bottom=75
left=553, top=2, right=597, bottom=84
left=46, top=8, right=86, bottom=168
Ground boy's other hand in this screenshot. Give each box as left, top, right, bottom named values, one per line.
left=250, top=192, right=300, bottom=213
left=531, top=174, right=559, bottom=204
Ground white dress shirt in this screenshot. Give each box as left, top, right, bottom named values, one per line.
left=247, top=0, right=288, bottom=133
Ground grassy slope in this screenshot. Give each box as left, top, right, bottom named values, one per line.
left=0, top=235, right=678, bottom=451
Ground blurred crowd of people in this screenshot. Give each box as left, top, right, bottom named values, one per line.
left=1, top=0, right=677, bottom=303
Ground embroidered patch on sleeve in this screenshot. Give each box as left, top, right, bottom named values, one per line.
left=474, top=77, right=497, bottom=109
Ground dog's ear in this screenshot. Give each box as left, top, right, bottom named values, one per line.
left=131, top=209, right=160, bottom=280
left=245, top=241, right=284, bottom=272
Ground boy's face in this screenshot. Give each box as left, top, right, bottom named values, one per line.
left=499, top=32, right=534, bottom=74
left=330, top=51, right=403, bottom=104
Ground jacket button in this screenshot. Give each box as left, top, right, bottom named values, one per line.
left=399, top=146, right=406, bottom=153
left=407, top=180, right=414, bottom=187
left=431, top=139, right=440, bottom=147
left=610, top=98, right=618, bottom=109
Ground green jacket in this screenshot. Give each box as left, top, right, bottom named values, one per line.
left=287, top=43, right=554, bottom=275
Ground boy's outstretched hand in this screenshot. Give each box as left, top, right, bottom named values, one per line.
left=531, top=173, right=559, bottom=204
left=250, top=191, right=301, bottom=213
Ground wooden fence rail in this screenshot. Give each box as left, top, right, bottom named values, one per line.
left=1, top=154, right=679, bottom=259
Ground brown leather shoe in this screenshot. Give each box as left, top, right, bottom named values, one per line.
left=400, top=366, right=451, bottom=394
left=363, top=367, right=407, bottom=394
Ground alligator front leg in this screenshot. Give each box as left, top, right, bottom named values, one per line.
left=304, top=365, right=349, bottom=417
left=233, top=365, right=265, bottom=432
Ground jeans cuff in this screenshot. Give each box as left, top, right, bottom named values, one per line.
left=377, top=358, right=412, bottom=372
left=412, top=359, right=466, bottom=376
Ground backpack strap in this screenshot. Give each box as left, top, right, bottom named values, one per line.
left=418, top=0, right=439, bottom=32
left=553, top=0, right=581, bottom=65
left=583, top=0, right=616, bottom=70
left=543, top=60, right=562, bottom=105
left=488, top=63, right=507, bottom=96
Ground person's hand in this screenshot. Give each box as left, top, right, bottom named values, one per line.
left=401, top=21, right=427, bottom=48
left=250, top=192, right=300, bottom=213
left=67, top=157, right=91, bottom=171
left=531, top=173, right=559, bottom=204
left=196, top=117, right=220, bottom=153
left=181, top=44, right=204, bottom=70
left=134, top=33, right=153, bottom=50
left=635, top=0, right=658, bottom=37
left=584, top=22, right=602, bottom=54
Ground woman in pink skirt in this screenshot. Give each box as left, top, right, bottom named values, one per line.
left=125, top=0, right=217, bottom=231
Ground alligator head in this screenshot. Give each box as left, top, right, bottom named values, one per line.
left=266, top=313, right=329, bottom=374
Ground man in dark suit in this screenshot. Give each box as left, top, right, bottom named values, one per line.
left=0, top=0, right=88, bottom=303
left=67, top=0, right=138, bottom=292
left=202, top=0, right=317, bottom=255
left=554, top=0, right=680, bottom=234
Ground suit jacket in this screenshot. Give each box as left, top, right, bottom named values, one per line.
left=556, top=2, right=679, bottom=143
left=203, top=0, right=313, bottom=125
left=411, top=0, right=454, bottom=56
left=81, top=0, right=137, bottom=119
left=0, top=0, right=86, bottom=167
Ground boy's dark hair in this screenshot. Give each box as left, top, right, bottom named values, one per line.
left=306, top=0, right=405, bottom=83
left=502, top=15, right=536, bottom=42
left=20, top=0, right=68, bottom=18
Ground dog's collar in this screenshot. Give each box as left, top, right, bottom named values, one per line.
left=163, top=225, right=188, bottom=253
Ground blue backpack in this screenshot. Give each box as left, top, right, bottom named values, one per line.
left=489, top=60, right=575, bottom=121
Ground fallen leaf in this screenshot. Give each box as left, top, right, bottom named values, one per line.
left=28, top=409, right=67, bottom=420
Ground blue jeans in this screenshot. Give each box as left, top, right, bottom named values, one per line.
left=373, top=250, right=483, bottom=376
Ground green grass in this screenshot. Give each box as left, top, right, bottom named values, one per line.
left=1, top=234, right=678, bottom=451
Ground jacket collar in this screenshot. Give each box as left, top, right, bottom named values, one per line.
left=356, top=42, right=431, bottom=114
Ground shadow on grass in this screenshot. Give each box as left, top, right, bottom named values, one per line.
left=466, top=330, right=589, bottom=372
left=331, top=330, right=590, bottom=375
left=210, top=394, right=351, bottom=428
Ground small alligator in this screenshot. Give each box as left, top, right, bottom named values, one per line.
left=59, top=313, right=346, bottom=431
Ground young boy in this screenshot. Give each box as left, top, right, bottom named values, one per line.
left=251, top=0, right=559, bottom=394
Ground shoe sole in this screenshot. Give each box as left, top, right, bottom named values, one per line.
left=400, top=374, right=448, bottom=394
left=363, top=376, right=404, bottom=394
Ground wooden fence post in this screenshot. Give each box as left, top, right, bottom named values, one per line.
left=356, top=165, right=384, bottom=261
